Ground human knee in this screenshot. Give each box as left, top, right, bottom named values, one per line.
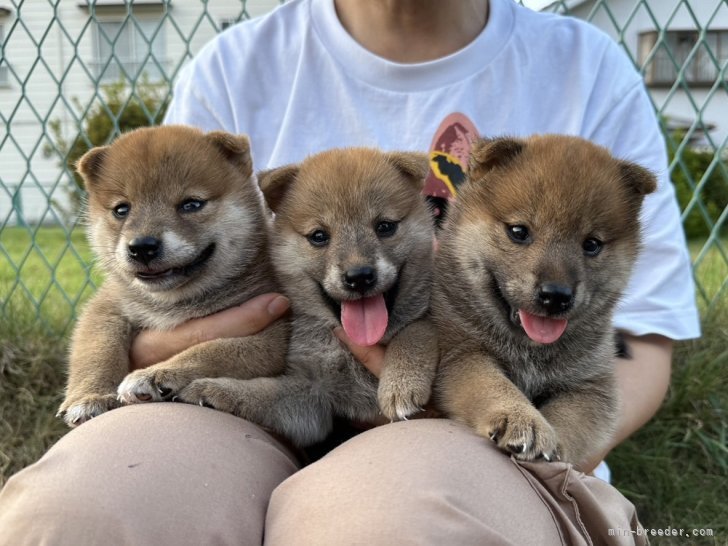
left=0, top=404, right=299, bottom=545
left=265, top=420, right=562, bottom=545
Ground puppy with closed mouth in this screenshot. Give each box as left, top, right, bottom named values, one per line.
left=58, top=125, right=288, bottom=427
left=433, top=135, right=656, bottom=468
left=177, top=148, right=438, bottom=448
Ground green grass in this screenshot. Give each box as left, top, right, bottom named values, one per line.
left=690, top=237, right=728, bottom=311
left=0, top=318, right=69, bottom=482
left=0, top=227, right=726, bottom=544
left=609, top=304, right=727, bottom=545
left=0, top=226, right=101, bottom=333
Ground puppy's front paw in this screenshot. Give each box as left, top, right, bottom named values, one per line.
left=378, top=377, right=430, bottom=421
left=57, top=393, right=120, bottom=427
left=476, top=403, right=559, bottom=461
left=117, top=368, right=190, bottom=404
left=177, top=378, right=241, bottom=415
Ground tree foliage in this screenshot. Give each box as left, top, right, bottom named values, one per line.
left=44, top=79, right=169, bottom=215
left=665, top=131, right=728, bottom=239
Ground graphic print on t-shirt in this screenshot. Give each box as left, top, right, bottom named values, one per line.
left=423, top=112, right=479, bottom=226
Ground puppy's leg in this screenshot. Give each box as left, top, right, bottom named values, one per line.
left=436, top=351, right=559, bottom=461
left=538, top=376, right=619, bottom=469
left=118, top=321, right=288, bottom=404
left=378, top=318, right=438, bottom=421
left=59, top=293, right=132, bottom=427
left=178, top=375, right=333, bottom=448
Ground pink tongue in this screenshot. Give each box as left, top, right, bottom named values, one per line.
left=341, top=295, right=389, bottom=346
left=518, top=310, right=568, bottom=344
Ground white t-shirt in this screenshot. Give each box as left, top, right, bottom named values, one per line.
left=164, top=0, right=700, bottom=341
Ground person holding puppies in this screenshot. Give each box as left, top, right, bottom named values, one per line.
left=0, top=0, right=700, bottom=544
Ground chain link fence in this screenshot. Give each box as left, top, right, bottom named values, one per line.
left=0, top=0, right=726, bottom=334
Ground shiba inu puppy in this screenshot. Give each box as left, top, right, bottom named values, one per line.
left=57, top=125, right=288, bottom=427
left=177, top=148, right=438, bottom=447
left=433, top=135, right=656, bottom=468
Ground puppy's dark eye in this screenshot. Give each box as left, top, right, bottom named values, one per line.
left=375, top=220, right=398, bottom=238
left=307, top=229, right=330, bottom=247
left=506, top=224, right=530, bottom=244
left=113, top=203, right=130, bottom=219
left=583, top=238, right=603, bottom=256
left=179, top=199, right=207, bottom=213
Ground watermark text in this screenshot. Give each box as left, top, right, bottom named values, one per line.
left=609, top=526, right=714, bottom=539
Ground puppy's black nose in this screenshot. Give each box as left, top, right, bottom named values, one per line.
left=128, top=236, right=162, bottom=265
left=343, top=266, right=377, bottom=294
left=537, top=283, right=573, bottom=314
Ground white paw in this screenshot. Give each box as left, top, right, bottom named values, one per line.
left=377, top=381, right=428, bottom=422
left=477, top=404, right=560, bottom=462
left=117, top=371, right=167, bottom=404
left=57, top=393, right=120, bottom=427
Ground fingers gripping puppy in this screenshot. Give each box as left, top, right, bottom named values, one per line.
left=433, top=135, right=656, bottom=469
left=178, top=148, right=438, bottom=447
left=58, top=126, right=288, bottom=427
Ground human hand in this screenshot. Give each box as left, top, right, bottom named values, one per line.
left=333, top=326, right=386, bottom=378
left=335, top=326, right=440, bottom=424
left=129, top=293, right=290, bottom=370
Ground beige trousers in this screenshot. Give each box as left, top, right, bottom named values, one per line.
left=0, top=404, right=646, bottom=545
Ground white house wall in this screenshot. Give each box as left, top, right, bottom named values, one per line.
left=2, top=0, right=725, bottom=225
left=570, top=0, right=728, bottom=148
left=0, top=0, right=280, bottom=226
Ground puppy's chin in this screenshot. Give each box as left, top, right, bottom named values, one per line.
left=124, top=242, right=217, bottom=294
left=130, top=271, right=194, bottom=293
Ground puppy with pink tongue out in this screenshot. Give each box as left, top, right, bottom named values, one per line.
left=178, top=148, right=438, bottom=449
left=432, top=135, right=656, bottom=469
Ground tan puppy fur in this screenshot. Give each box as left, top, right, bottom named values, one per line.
left=58, top=126, right=288, bottom=427
left=433, top=135, right=656, bottom=468
left=178, top=148, right=437, bottom=447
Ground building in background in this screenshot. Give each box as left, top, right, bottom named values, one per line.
left=559, top=0, right=728, bottom=148
left=1, top=0, right=726, bottom=225
left=0, top=0, right=279, bottom=226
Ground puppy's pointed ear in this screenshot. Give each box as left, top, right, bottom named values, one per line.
left=258, top=164, right=299, bottom=212
left=619, top=161, right=657, bottom=197
left=75, top=145, right=110, bottom=191
left=385, top=151, right=429, bottom=190
left=468, top=137, right=525, bottom=176
left=206, top=132, right=253, bottom=177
